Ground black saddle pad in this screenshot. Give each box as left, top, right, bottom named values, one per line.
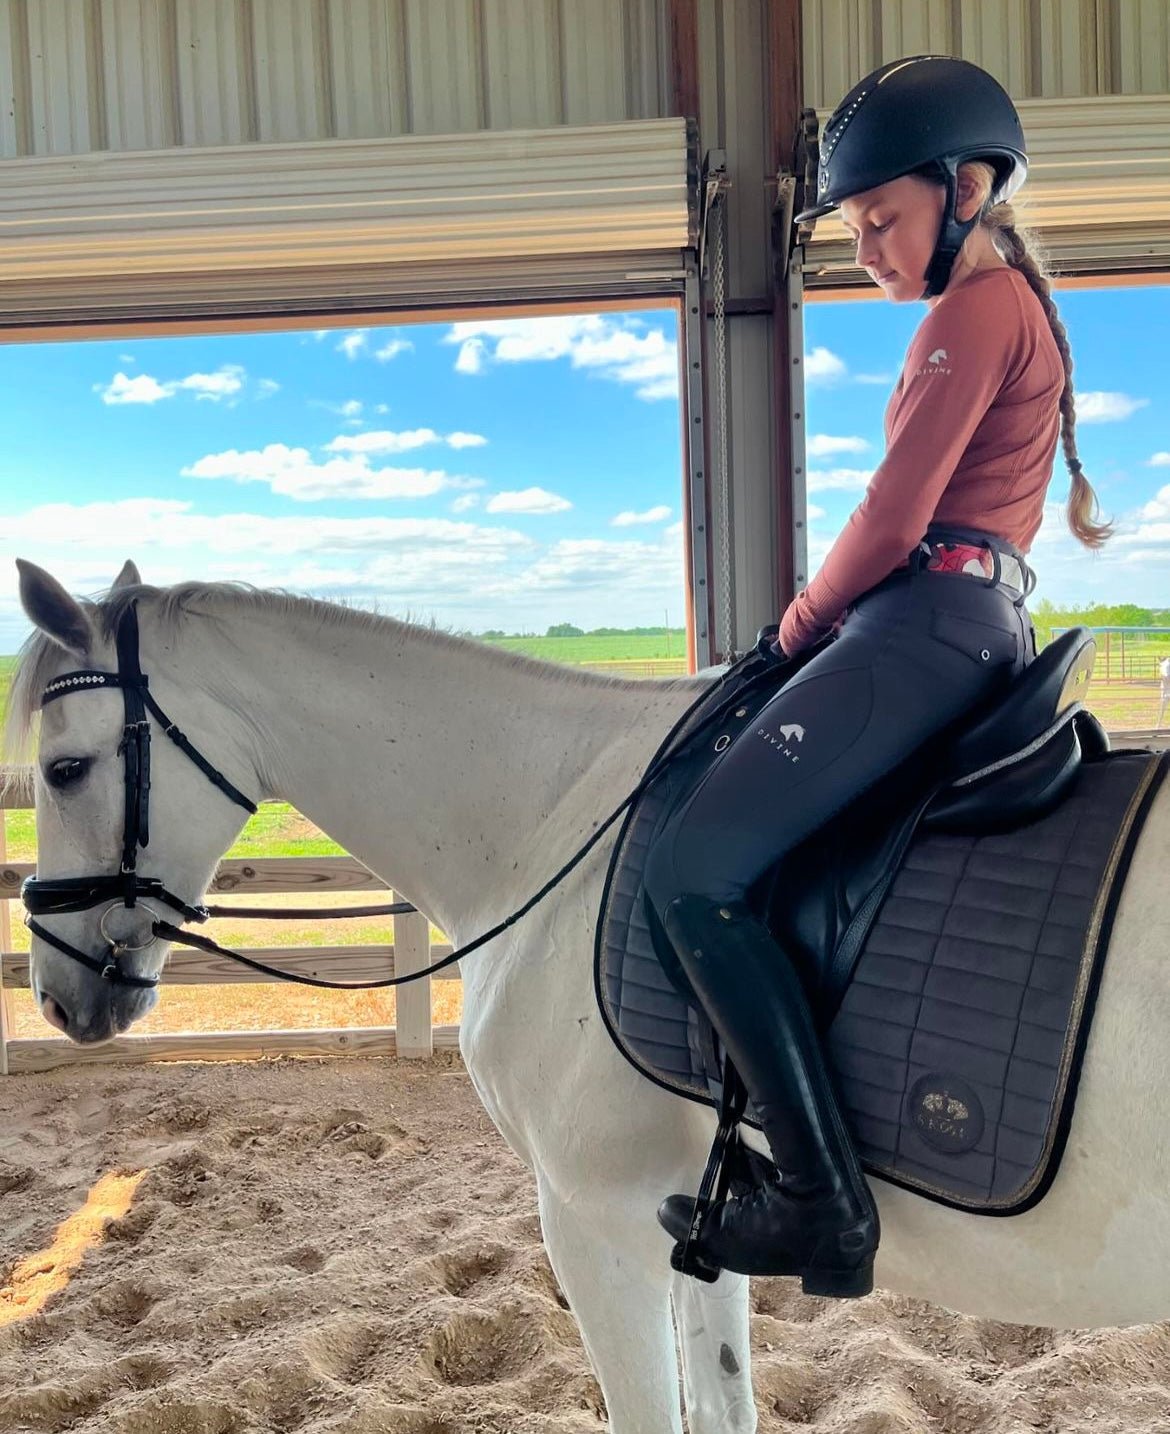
left=595, top=728, right=1167, bottom=1215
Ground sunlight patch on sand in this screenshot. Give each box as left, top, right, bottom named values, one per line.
left=0, top=1169, right=145, bottom=1325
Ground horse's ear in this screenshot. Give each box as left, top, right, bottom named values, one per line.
left=112, top=559, right=142, bottom=590
left=16, top=559, right=93, bottom=657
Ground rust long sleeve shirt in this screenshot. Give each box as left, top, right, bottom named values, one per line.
left=779, top=266, right=1064, bottom=655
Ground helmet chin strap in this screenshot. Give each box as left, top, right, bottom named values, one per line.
left=921, top=166, right=979, bottom=299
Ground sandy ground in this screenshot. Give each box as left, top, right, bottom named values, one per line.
left=2, top=1055, right=1170, bottom=1434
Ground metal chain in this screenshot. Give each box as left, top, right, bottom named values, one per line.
left=712, top=188, right=734, bottom=663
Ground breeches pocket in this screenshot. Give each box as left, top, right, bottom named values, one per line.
left=928, top=607, right=1020, bottom=667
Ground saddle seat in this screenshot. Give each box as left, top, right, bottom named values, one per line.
left=766, top=625, right=1107, bottom=1014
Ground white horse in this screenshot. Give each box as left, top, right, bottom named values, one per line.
left=10, top=559, right=1170, bottom=1434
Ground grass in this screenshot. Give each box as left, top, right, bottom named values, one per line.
left=479, top=631, right=687, bottom=664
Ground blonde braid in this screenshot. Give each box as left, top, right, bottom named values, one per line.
left=982, top=195, right=1112, bottom=549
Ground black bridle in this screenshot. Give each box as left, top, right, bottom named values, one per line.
left=23, top=602, right=260, bottom=988
left=22, top=601, right=768, bottom=996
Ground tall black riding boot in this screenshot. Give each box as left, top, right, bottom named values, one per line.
left=656, top=894, right=879, bottom=1297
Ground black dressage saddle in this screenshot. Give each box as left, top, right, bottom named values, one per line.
left=596, top=627, right=1167, bottom=1213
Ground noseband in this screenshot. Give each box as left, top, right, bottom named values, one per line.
left=22, top=603, right=257, bottom=988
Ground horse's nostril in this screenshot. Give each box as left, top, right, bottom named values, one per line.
left=41, top=995, right=69, bottom=1033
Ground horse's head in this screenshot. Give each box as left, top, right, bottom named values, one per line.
left=11, top=561, right=257, bottom=1043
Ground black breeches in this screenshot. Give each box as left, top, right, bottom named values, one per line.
left=643, top=573, right=1034, bottom=912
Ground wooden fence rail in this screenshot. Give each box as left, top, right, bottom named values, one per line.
left=0, top=765, right=459, bottom=1076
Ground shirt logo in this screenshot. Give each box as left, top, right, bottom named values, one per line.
left=914, top=347, right=952, bottom=378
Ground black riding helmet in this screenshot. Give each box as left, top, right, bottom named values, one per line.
left=797, top=55, right=1028, bottom=298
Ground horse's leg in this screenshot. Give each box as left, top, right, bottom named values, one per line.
left=671, top=1268, right=758, bottom=1433
left=534, top=1173, right=685, bottom=1434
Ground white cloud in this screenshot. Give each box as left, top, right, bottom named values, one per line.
left=97, top=372, right=171, bottom=405
left=486, top=487, right=572, bottom=515
left=451, top=494, right=481, bottom=513
left=507, top=532, right=683, bottom=597
left=97, top=365, right=249, bottom=405
left=257, top=379, right=281, bottom=399
left=375, top=337, right=414, bottom=362
left=1075, top=391, right=1149, bottom=423
left=446, top=315, right=677, bottom=401
left=807, top=434, right=868, bottom=457
left=175, top=365, right=245, bottom=401
left=1148, top=452, right=1170, bottom=467
left=323, top=428, right=488, bottom=456
left=0, top=499, right=694, bottom=646
left=611, top=506, right=672, bottom=527
left=1139, top=484, right=1170, bottom=522
left=181, top=443, right=475, bottom=502
left=326, top=428, right=439, bottom=455
left=337, top=331, right=369, bottom=360
left=854, top=372, right=893, bottom=386
left=1, top=499, right=531, bottom=563
left=807, top=466, right=872, bottom=493
left=455, top=338, right=486, bottom=375
left=806, top=504, right=826, bottom=521
left=805, top=347, right=848, bottom=384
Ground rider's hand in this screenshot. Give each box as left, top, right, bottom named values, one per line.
left=755, top=624, right=786, bottom=664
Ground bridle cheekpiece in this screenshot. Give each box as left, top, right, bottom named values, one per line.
left=22, top=601, right=257, bottom=988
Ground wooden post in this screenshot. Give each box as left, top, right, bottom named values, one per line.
left=0, top=815, right=13, bottom=1077
left=392, top=894, right=432, bottom=1059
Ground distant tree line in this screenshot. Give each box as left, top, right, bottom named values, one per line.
left=473, top=624, right=683, bottom=639
left=1032, top=600, right=1170, bottom=648
left=469, top=607, right=1170, bottom=648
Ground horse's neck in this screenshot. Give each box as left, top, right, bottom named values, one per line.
left=178, top=602, right=695, bottom=937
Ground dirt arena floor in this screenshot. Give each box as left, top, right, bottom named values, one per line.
left=3, top=1054, right=1170, bottom=1434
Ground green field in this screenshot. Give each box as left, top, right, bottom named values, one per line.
left=479, top=631, right=686, bottom=664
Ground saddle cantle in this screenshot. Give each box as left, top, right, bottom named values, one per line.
left=595, top=626, right=1169, bottom=1214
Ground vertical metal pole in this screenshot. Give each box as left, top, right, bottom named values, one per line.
left=767, top=0, right=805, bottom=617
left=683, top=258, right=714, bottom=669
left=787, top=244, right=809, bottom=595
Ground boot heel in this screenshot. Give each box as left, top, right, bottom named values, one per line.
left=801, top=1260, right=874, bottom=1299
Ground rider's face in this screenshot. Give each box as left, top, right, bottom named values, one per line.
left=839, top=175, right=945, bottom=302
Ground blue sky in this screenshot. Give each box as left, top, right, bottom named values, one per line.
left=1, top=286, right=1168, bottom=652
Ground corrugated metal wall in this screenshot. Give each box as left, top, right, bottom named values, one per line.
left=803, top=0, right=1170, bottom=105
left=2, top=1, right=1166, bottom=160
left=0, top=0, right=670, bottom=157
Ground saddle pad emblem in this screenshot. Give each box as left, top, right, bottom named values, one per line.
left=907, top=1074, right=985, bottom=1155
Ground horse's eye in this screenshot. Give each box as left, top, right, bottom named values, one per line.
left=45, top=757, right=91, bottom=790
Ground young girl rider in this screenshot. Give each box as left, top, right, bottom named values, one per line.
left=644, top=55, right=1112, bottom=1299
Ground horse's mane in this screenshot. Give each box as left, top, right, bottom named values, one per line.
left=6, top=579, right=684, bottom=761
